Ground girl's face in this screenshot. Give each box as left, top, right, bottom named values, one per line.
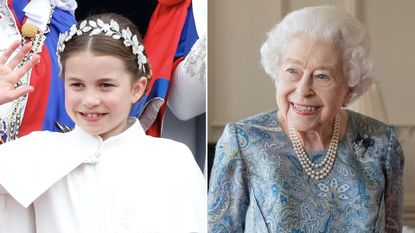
left=64, top=51, right=147, bottom=140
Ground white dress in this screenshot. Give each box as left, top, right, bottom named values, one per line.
left=0, top=118, right=206, bottom=233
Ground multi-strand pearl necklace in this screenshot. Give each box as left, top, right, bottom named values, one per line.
left=288, top=114, right=340, bottom=180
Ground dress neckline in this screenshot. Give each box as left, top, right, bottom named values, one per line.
left=274, top=109, right=352, bottom=155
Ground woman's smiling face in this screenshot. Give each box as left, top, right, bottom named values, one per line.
left=276, top=35, right=352, bottom=133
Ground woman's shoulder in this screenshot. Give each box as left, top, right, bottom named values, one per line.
left=231, top=109, right=279, bottom=130
left=217, top=110, right=283, bottom=153
left=346, top=110, right=401, bottom=154
left=346, top=109, right=394, bottom=136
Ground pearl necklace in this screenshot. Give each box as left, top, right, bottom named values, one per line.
left=288, top=114, right=340, bottom=180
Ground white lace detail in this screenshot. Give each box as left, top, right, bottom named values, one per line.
left=183, top=35, right=206, bottom=83
left=50, top=0, right=77, bottom=15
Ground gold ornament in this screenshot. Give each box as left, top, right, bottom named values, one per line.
left=22, top=23, right=38, bottom=38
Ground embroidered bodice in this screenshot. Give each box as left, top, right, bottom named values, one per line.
left=208, top=110, right=404, bottom=233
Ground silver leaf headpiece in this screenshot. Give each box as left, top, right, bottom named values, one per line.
left=57, top=19, right=148, bottom=73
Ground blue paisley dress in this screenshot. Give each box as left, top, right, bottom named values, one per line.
left=208, top=110, right=404, bottom=233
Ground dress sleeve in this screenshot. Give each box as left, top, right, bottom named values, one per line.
left=208, top=123, right=249, bottom=232
left=167, top=36, right=207, bottom=121
left=384, top=126, right=405, bottom=232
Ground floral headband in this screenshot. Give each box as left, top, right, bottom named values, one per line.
left=57, top=19, right=148, bottom=73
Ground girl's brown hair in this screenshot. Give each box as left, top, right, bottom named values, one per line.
left=60, top=13, right=151, bottom=81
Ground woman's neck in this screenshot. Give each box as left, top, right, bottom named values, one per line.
left=298, top=128, right=332, bottom=151
left=279, top=109, right=348, bottom=152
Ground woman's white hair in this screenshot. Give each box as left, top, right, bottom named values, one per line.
left=260, top=5, right=374, bottom=103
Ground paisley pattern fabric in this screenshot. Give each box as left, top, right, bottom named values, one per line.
left=208, top=110, right=404, bottom=233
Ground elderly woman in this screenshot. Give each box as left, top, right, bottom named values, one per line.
left=208, top=5, right=404, bottom=233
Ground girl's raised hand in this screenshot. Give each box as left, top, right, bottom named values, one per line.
left=0, top=40, right=40, bottom=105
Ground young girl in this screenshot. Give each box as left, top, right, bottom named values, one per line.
left=0, top=13, right=206, bottom=233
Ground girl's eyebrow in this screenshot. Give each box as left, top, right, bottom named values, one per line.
left=65, top=77, right=83, bottom=82
left=98, top=78, right=117, bottom=82
left=65, top=78, right=118, bottom=82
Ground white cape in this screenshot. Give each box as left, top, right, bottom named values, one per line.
left=0, top=118, right=206, bottom=233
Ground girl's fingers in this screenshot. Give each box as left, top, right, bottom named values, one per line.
left=15, top=55, right=40, bottom=79
left=11, top=85, right=34, bottom=100
left=0, top=40, right=21, bottom=65
left=6, top=43, right=33, bottom=70
left=0, top=86, right=34, bottom=105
